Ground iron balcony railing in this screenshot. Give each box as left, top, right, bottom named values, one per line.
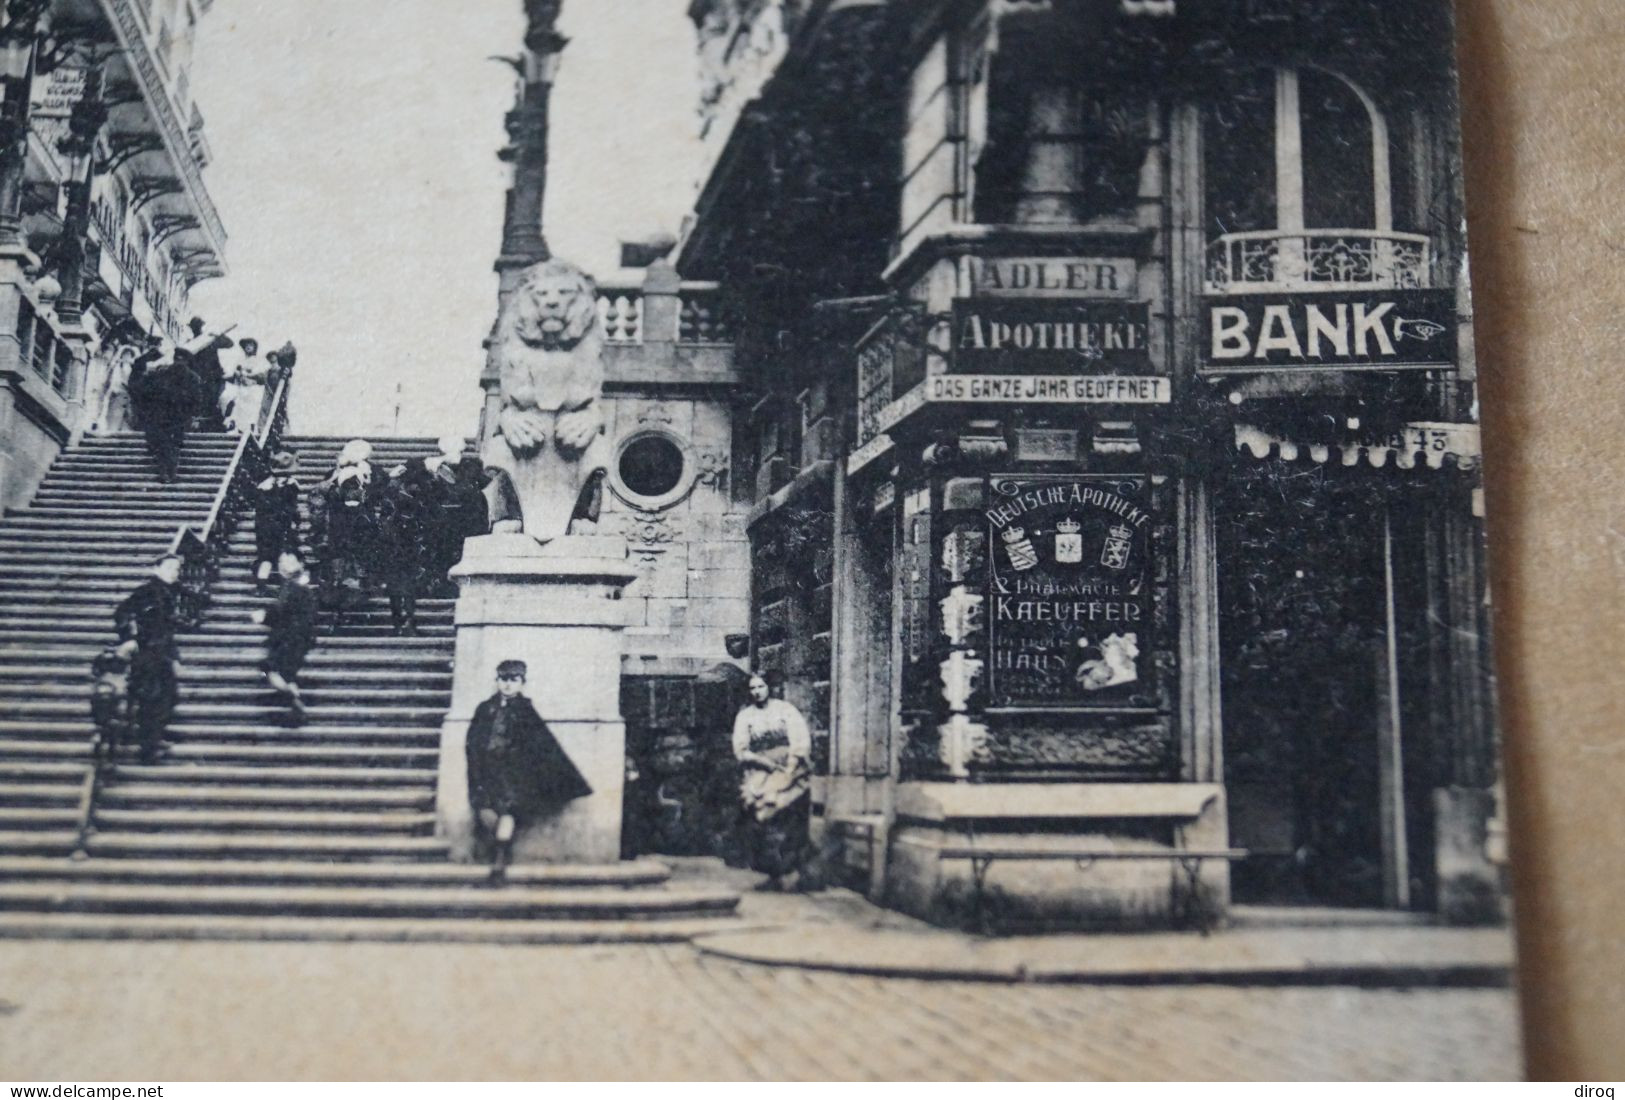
left=1205, top=229, right=1433, bottom=293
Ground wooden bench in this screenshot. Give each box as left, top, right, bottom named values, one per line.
left=938, top=839, right=1249, bottom=933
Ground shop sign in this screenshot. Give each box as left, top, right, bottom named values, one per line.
left=953, top=298, right=1153, bottom=375
left=985, top=475, right=1155, bottom=709
left=964, top=256, right=1136, bottom=299
left=855, top=307, right=926, bottom=448
left=35, top=67, right=87, bottom=119
left=1200, top=289, right=1456, bottom=373
left=928, top=373, right=1168, bottom=404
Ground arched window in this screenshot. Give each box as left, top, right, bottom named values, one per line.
left=1204, top=67, right=1427, bottom=291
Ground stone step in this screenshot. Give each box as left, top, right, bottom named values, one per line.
left=63, top=454, right=240, bottom=464
left=0, top=603, right=454, bottom=625
left=33, top=483, right=224, bottom=495
left=67, top=445, right=242, bottom=456
left=0, top=880, right=741, bottom=921
left=0, top=761, right=86, bottom=783
left=0, top=740, right=434, bottom=767
left=2, top=721, right=440, bottom=746
left=0, top=831, right=77, bottom=855
left=1, top=522, right=210, bottom=538
left=0, top=553, right=187, bottom=570
left=1, top=517, right=210, bottom=531
left=0, top=575, right=269, bottom=593
left=0, top=741, right=93, bottom=762
left=73, top=433, right=243, bottom=445
left=0, top=684, right=451, bottom=707
left=0, top=783, right=80, bottom=807
left=0, top=538, right=184, bottom=555
left=1, top=698, right=445, bottom=724
left=0, top=808, right=82, bottom=830
left=201, top=608, right=456, bottom=626
left=97, top=784, right=436, bottom=811
left=0, top=664, right=452, bottom=688
left=109, top=763, right=433, bottom=787
left=0, top=566, right=192, bottom=582
left=15, top=497, right=217, bottom=510
left=79, top=831, right=449, bottom=861
left=34, top=474, right=225, bottom=488
left=0, top=912, right=737, bottom=944
left=0, top=647, right=454, bottom=671
left=43, top=463, right=233, bottom=479
left=0, top=621, right=455, bottom=641
left=90, top=807, right=437, bottom=834
left=0, top=856, right=671, bottom=889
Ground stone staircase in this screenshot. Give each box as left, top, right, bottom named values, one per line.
left=0, top=432, right=739, bottom=941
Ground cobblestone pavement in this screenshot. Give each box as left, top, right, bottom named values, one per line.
left=0, top=940, right=1520, bottom=1080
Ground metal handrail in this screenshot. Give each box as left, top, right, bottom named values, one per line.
left=71, top=376, right=293, bottom=857
left=165, top=375, right=291, bottom=622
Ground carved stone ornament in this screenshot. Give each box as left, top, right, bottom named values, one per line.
left=482, top=259, right=611, bottom=543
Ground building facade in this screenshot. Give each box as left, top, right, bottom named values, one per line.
left=674, top=0, right=1499, bottom=927
left=0, top=0, right=225, bottom=512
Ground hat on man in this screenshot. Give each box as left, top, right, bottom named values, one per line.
left=270, top=450, right=298, bottom=473
left=338, top=439, right=372, bottom=466
left=495, top=659, right=528, bottom=680
left=437, top=435, right=466, bottom=459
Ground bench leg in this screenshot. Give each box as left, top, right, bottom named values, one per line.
left=968, top=856, right=995, bottom=934
left=1175, top=856, right=1218, bottom=934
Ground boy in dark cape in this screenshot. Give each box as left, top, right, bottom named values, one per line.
left=251, top=549, right=318, bottom=723
left=466, top=659, right=592, bottom=877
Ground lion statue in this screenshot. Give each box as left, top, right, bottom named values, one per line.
left=482, top=258, right=610, bottom=543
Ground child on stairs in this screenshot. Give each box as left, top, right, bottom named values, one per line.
left=253, top=449, right=303, bottom=594
left=251, top=549, right=318, bottom=724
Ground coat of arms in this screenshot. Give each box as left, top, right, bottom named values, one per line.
left=1001, top=526, right=1038, bottom=571
left=1100, top=523, right=1133, bottom=570
left=1054, top=516, right=1083, bottom=564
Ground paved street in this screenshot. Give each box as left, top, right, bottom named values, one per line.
left=0, top=939, right=1519, bottom=1080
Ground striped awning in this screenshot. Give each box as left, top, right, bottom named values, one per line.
left=1235, top=421, right=1481, bottom=471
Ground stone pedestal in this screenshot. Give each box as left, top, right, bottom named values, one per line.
left=436, top=533, right=639, bottom=863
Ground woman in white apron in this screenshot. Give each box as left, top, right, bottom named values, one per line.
left=223, top=338, right=268, bottom=435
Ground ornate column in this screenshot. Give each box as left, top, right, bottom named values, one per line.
left=480, top=0, right=568, bottom=443
left=52, top=62, right=108, bottom=329
left=0, top=0, right=45, bottom=258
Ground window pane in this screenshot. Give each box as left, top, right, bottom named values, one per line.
left=1389, top=109, right=1419, bottom=233
left=1300, top=69, right=1375, bottom=230
left=1203, top=67, right=1276, bottom=240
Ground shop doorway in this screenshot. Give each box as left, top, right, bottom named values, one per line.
left=1215, top=465, right=1433, bottom=910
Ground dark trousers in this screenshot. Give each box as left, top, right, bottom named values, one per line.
left=387, top=589, right=418, bottom=632
left=144, top=424, right=185, bottom=481
left=255, top=523, right=297, bottom=569
left=129, top=652, right=177, bottom=761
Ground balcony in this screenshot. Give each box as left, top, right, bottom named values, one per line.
left=1205, top=230, right=1432, bottom=294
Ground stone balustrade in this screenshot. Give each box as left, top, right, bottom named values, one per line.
left=595, top=277, right=736, bottom=346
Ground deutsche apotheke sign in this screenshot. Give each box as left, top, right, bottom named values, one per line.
left=985, top=475, right=1157, bottom=710
left=1200, top=289, right=1456, bottom=373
